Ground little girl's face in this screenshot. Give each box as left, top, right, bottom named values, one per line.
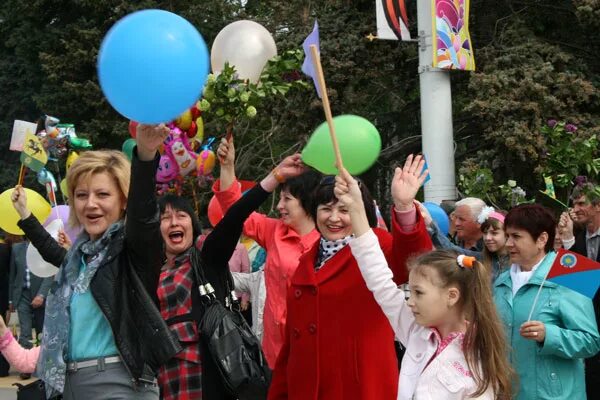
left=406, top=268, right=451, bottom=328
left=483, top=226, right=507, bottom=253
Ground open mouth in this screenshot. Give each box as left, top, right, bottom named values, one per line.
left=168, top=230, right=185, bottom=244
left=326, top=225, right=344, bottom=232
left=86, top=214, right=102, bottom=223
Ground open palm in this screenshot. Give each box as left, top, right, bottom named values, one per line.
left=391, top=154, right=428, bottom=210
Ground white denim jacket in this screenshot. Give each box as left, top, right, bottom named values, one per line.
left=349, top=230, right=494, bottom=400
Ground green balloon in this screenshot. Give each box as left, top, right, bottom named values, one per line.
left=301, top=115, right=381, bottom=175
left=122, top=138, right=136, bottom=160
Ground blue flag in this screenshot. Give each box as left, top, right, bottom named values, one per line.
left=302, top=20, right=322, bottom=98
left=421, top=155, right=431, bottom=186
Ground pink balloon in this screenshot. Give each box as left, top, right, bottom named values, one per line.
left=44, top=205, right=82, bottom=243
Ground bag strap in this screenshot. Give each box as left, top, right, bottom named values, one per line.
left=190, top=246, right=238, bottom=310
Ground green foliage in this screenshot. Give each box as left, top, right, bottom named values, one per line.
left=458, top=161, right=532, bottom=210
left=541, top=121, right=600, bottom=188
left=0, top=0, right=598, bottom=215
left=200, top=49, right=308, bottom=127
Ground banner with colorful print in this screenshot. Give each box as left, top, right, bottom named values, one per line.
left=376, top=0, right=411, bottom=41
left=432, top=0, right=475, bottom=70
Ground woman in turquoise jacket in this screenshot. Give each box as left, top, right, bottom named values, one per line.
left=493, top=204, right=600, bottom=399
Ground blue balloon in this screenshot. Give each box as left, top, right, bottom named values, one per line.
left=98, top=9, right=209, bottom=124
left=423, top=202, right=450, bottom=236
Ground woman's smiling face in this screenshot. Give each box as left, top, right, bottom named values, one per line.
left=316, top=201, right=353, bottom=241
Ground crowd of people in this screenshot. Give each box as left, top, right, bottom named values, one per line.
left=0, top=125, right=597, bottom=399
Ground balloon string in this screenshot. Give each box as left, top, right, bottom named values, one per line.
left=56, top=162, right=66, bottom=205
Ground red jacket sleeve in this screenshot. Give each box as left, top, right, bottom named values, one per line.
left=388, top=204, right=433, bottom=284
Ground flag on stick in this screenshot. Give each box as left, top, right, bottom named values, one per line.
left=302, top=21, right=322, bottom=99
left=547, top=249, right=600, bottom=299
left=20, top=131, right=48, bottom=174
left=10, top=120, right=38, bottom=152
left=538, top=176, right=568, bottom=211
left=302, top=21, right=344, bottom=171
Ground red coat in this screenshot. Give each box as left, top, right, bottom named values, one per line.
left=268, top=211, right=433, bottom=400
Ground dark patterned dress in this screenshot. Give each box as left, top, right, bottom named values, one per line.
left=157, top=252, right=202, bottom=399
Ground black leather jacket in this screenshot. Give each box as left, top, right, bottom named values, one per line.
left=18, top=151, right=181, bottom=382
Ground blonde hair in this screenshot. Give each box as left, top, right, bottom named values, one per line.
left=66, top=150, right=131, bottom=227
left=409, top=250, right=514, bottom=399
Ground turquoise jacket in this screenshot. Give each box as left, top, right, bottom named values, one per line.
left=494, top=252, right=600, bottom=399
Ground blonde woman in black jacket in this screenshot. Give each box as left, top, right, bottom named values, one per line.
left=8, top=124, right=181, bottom=399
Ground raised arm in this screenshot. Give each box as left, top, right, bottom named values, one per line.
left=12, top=186, right=66, bottom=267
left=125, top=124, right=169, bottom=293
left=201, top=183, right=271, bottom=267
left=388, top=155, right=434, bottom=283
left=213, top=143, right=307, bottom=246
left=334, top=168, right=417, bottom=344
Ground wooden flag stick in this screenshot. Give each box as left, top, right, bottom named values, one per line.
left=17, top=164, right=26, bottom=186
left=309, top=44, right=344, bottom=171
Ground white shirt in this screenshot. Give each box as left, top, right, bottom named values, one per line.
left=509, top=257, right=544, bottom=296
left=349, top=230, right=494, bottom=400
left=232, top=270, right=265, bottom=342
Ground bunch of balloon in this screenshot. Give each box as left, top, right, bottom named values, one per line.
left=34, top=115, right=91, bottom=202
left=36, top=115, right=93, bottom=161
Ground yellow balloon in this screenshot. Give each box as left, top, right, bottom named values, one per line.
left=0, top=188, right=51, bottom=235
left=195, top=116, right=204, bottom=143
left=60, top=178, right=69, bottom=198
left=176, top=109, right=193, bottom=131
left=66, top=151, right=79, bottom=171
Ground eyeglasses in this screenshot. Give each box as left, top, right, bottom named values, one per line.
left=319, top=175, right=362, bottom=188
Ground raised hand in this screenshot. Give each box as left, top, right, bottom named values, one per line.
left=11, top=185, right=31, bottom=219
left=275, top=154, right=306, bottom=181
left=391, top=154, right=428, bottom=211
left=135, top=123, right=170, bottom=161
left=558, top=211, right=574, bottom=241
left=217, top=137, right=235, bottom=167
left=333, top=167, right=363, bottom=212
left=334, top=167, right=371, bottom=237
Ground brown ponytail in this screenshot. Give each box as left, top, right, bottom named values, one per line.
left=409, top=251, right=514, bottom=398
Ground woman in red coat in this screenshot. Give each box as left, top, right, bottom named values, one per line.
left=268, top=156, right=433, bottom=400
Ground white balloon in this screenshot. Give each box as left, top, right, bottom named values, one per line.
left=26, top=219, right=63, bottom=278
left=211, top=20, right=277, bottom=83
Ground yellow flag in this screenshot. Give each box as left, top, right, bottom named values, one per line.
left=20, top=131, right=48, bottom=172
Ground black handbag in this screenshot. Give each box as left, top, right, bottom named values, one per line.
left=13, top=379, right=62, bottom=400
left=190, top=249, right=271, bottom=400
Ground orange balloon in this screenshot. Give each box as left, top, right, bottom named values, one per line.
left=196, top=149, right=216, bottom=176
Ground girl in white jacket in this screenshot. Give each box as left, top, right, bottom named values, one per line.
left=333, top=156, right=513, bottom=400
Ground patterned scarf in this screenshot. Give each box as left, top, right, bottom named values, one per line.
left=38, top=220, right=125, bottom=398
left=315, top=235, right=353, bottom=270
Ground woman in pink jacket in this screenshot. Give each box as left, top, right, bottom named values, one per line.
left=215, top=139, right=321, bottom=367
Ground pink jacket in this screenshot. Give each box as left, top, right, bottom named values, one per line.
left=0, top=331, right=39, bottom=373
left=213, top=179, right=320, bottom=367
left=228, top=242, right=250, bottom=302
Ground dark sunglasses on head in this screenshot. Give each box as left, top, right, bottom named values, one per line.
left=319, top=175, right=362, bottom=188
